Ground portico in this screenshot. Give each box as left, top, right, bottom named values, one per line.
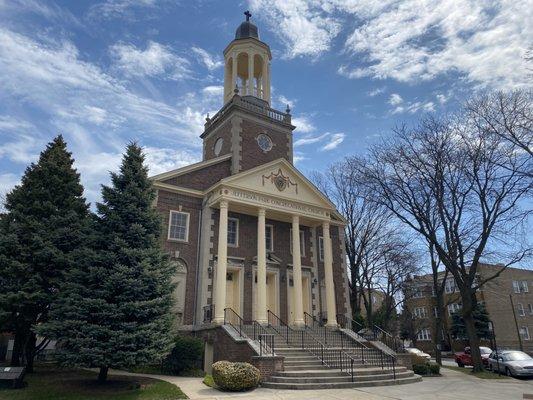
left=209, top=158, right=342, bottom=328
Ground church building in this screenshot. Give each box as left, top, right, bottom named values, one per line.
left=150, top=13, right=351, bottom=334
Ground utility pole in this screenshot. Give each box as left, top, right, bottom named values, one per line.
left=509, top=294, right=524, bottom=351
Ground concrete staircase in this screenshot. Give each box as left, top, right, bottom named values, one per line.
left=248, top=325, right=421, bottom=390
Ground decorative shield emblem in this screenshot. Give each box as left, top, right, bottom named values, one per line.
left=274, top=175, right=287, bottom=191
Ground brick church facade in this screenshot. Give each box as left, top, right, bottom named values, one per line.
left=150, top=14, right=351, bottom=335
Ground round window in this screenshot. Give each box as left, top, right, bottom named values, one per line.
left=256, top=134, right=273, bottom=152
left=214, top=137, right=224, bottom=156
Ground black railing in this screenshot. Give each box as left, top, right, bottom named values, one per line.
left=224, top=307, right=244, bottom=337
left=337, top=313, right=364, bottom=332
left=268, top=310, right=357, bottom=382
left=374, top=325, right=405, bottom=353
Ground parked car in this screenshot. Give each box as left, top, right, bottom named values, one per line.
left=405, top=347, right=431, bottom=360
left=488, top=350, right=533, bottom=377
left=454, top=346, right=492, bottom=367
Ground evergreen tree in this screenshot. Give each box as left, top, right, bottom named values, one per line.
left=451, top=303, right=491, bottom=341
left=0, top=136, right=90, bottom=371
left=42, top=143, right=175, bottom=382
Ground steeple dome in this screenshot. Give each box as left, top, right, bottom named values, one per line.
left=235, top=11, right=259, bottom=40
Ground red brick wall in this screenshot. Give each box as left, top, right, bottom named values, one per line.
left=239, top=119, right=291, bottom=172
left=203, top=119, right=233, bottom=161
left=162, top=159, right=232, bottom=191
left=156, top=189, right=202, bottom=325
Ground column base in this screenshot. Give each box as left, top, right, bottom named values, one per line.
left=213, top=316, right=225, bottom=325
left=256, top=319, right=268, bottom=326
left=292, top=319, right=305, bottom=328
left=325, top=320, right=338, bottom=328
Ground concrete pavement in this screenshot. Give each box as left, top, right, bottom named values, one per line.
left=109, top=367, right=533, bottom=400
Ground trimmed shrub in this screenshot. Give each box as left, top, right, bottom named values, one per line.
left=428, top=363, right=440, bottom=375
left=410, top=353, right=428, bottom=366
left=413, top=363, right=429, bottom=375
left=162, top=335, right=204, bottom=375
left=212, top=361, right=261, bottom=391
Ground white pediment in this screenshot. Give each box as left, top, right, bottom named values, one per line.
left=218, top=159, right=335, bottom=210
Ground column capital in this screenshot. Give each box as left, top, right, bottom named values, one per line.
left=322, top=221, right=330, bottom=231
left=219, top=200, right=229, bottom=209
left=292, top=214, right=300, bottom=224
left=258, top=207, right=266, bottom=216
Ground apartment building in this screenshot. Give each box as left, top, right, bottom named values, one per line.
left=404, top=263, right=533, bottom=354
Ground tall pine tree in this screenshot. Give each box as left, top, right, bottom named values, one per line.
left=0, top=135, right=90, bottom=371
left=42, top=143, right=175, bottom=382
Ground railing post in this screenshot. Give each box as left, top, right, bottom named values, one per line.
left=321, top=344, right=324, bottom=364
left=351, top=358, right=354, bottom=382
left=301, top=330, right=304, bottom=349
left=380, top=351, right=384, bottom=370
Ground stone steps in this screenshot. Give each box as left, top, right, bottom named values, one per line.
left=267, top=370, right=415, bottom=384
left=261, top=375, right=422, bottom=390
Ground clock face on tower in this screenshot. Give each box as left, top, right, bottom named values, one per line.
left=256, top=133, right=273, bottom=152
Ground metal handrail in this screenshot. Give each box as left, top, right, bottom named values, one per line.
left=373, top=325, right=405, bottom=353
left=337, top=313, right=364, bottom=332
left=268, top=310, right=358, bottom=382
left=224, top=308, right=244, bottom=337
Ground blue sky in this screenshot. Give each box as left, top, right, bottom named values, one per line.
left=0, top=0, right=531, bottom=205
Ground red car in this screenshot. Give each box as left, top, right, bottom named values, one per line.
left=454, top=346, right=492, bottom=367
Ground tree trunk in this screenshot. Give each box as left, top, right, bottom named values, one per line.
left=10, top=329, right=24, bottom=367
left=98, top=366, right=109, bottom=382
left=24, top=331, right=36, bottom=373
left=462, top=293, right=483, bottom=372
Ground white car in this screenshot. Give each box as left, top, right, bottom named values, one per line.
left=405, top=347, right=431, bottom=360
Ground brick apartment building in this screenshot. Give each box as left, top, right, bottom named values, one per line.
left=405, top=263, right=533, bottom=354
left=149, top=14, right=352, bottom=367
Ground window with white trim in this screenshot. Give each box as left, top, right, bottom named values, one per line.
left=318, top=236, right=324, bottom=261
left=518, top=303, right=525, bottom=317
left=413, top=307, right=427, bottom=319
left=433, top=307, right=439, bottom=317
left=417, top=328, right=431, bottom=341
left=528, top=304, right=533, bottom=315
left=290, top=229, right=305, bottom=256
left=448, top=303, right=462, bottom=316
left=513, top=280, right=529, bottom=293
left=412, top=286, right=423, bottom=298
left=168, top=211, right=189, bottom=242
left=520, top=326, right=530, bottom=340
left=445, top=279, right=457, bottom=294
left=265, top=224, right=274, bottom=252
left=228, top=218, right=239, bottom=246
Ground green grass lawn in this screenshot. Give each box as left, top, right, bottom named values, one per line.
left=202, top=374, right=215, bottom=388
left=0, top=365, right=188, bottom=400
left=442, top=365, right=510, bottom=380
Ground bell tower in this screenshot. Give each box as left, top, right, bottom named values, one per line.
left=223, top=11, right=271, bottom=105
left=201, top=11, right=294, bottom=174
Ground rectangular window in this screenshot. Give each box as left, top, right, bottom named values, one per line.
left=318, top=236, right=324, bottom=261
left=417, top=328, right=431, bottom=341
left=513, top=280, right=529, bottom=293
left=518, top=303, right=525, bottom=317
left=228, top=218, right=239, bottom=246
left=433, top=307, right=439, bottom=318
left=445, top=279, right=456, bottom=294
left=168, top=210, right=189, bottom=242
left=290, top=229, right=305, bottom=256
left=448, top=303, right=461, bottom=316
left=412, top=286, right=423, bottom=298
left=414, top=307, right=427, bottom=319
left=520, top=326, right=530, bottom=341
left=528, top=304, right=533, bottom=315
left=265, top=224, right=274, bottom=252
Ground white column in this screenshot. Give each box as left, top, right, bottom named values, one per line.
left=265, top=62, right=271, bottom=104
left=323, top=221, right=337, bottom=327
left=231, top=53, right=237, bottom=94
left=262, top=57, right=268, bottom=101
left=213, top=200, right=229, bottom=324
left=256, top=208, right=267, bottom=324
left=292, top=215, right=304, bottom=327
left=248, top=52, right=254, bottom=95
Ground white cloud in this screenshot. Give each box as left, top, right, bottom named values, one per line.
left=392, top=100, right=435, bottom=114
left=367, top=87, right=386, bottom=97
left=277, top=95, right=296, bottom=109
left=87, top=0, right=160, bottom=20
left=110, top=41, right=190, bottom=80
left=436, top=93, right=449, bottom=104
left=202, top=85, right=224, bottom=97
left=253, top=0, right=532, bottom=89
left=192, top=47, right=224, bottom=71
left=144, top=146, right=200, bottom=176
left=388, top=93, right=403, bottom=106
left=249, top=0, right=341, bottom=58
left=292, top=116, right=315, bottom=133
left=294, top=132, right=329, bottom=147
left=321, top=133, right=345, bottom=151
left=0, top=173, right=21, bottom=200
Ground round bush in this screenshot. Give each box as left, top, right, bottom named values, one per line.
left=212, top=361, right=261, bottom=391
left=413, top=363, right=429, bottom=375
left=162, top=335, right=204, bottom=375
left=428, top=362, right=440, bottom=375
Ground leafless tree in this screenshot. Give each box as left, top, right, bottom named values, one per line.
left=361, top=110, right=531, bottom=371
left=313, top=158, right=395, bottom=326
left=465, top=90, right=532, bottom=160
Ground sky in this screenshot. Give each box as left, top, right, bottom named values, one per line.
left=0, top=0, right=532, bottom=206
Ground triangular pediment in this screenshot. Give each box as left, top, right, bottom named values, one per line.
left=217, top=158, right=335, bottom=210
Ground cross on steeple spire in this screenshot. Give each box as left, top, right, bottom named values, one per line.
left=244, top=10, right=252, bottom=21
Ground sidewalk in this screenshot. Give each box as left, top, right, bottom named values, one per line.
left=109, top=367, right=533, bottom=400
